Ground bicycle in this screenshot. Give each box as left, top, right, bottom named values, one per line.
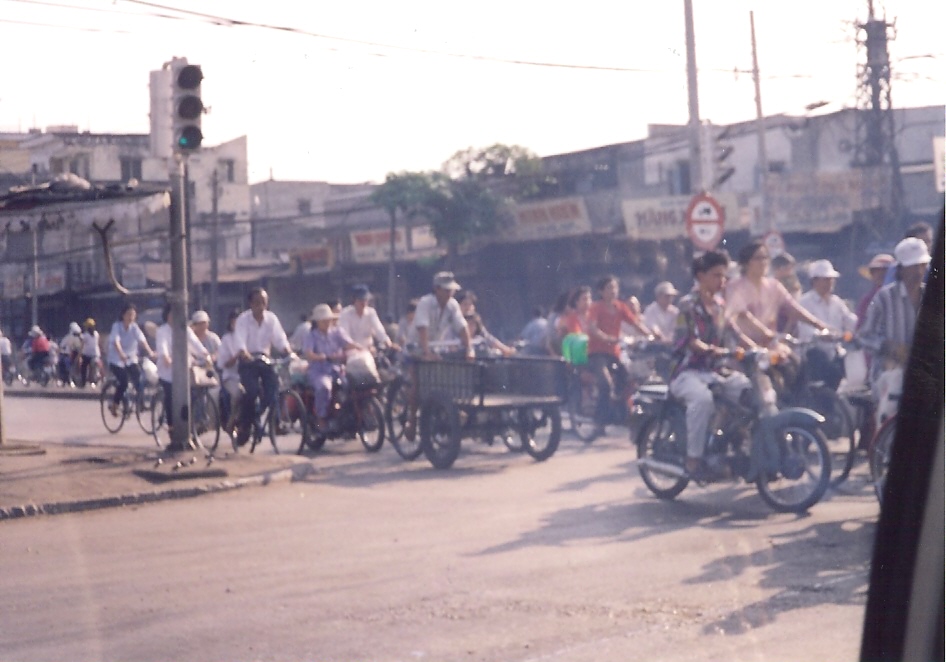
left=99, top=362, right=160, bottom=435
left=236, top=354, right=307, bottom=455
left=150, top=377, right=222, bottom=453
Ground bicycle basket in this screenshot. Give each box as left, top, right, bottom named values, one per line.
left=480, top=356, right=567, bottom=401
left=416, top=360, right=478, bottom=404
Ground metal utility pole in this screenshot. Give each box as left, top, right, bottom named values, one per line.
left=168, top=155, right=192, bottom=451
left=30, top=226, right=39, bottom=326
left=854, top=0, right=904, bottom=232
left=210, top=168, right=219, bottom=327
left=749, top=11, right=771, bottom=231
left=683, top=0, right=703, bottom=193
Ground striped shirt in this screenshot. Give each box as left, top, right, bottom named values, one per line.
left=856, top=281, right=923, bottom=374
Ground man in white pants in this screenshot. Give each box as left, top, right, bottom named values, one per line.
left=669, top=249, right=757, bottom=481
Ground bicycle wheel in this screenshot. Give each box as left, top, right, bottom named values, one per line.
left=421, top=394, right=461, bottom=469
left=756, top=425, right=831, bottom=513
left=801, top=385, right=857, bottom=488
left=385, top=378, right=408, bottom=441
left=868, top=415, right=897, bottom=504
left=271, top=389, right=307, bottom=455
left=353, top=396, right=385, bottom=452
left=150, top=388, right=166, bottom=447
left=136, top=384, right=158, bottom=435
left=191, top=393, right=221, bottom=454
left=519, top=405, right=561, bottom=462
left=99, top=381, right=126, bottom=434
left=567, top=370, right=598, bottom=443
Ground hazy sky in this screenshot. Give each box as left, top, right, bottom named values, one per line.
left=0, top=0, right=942, bottom=184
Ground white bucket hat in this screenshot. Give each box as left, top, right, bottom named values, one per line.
left=808, top=259, right=841, bottom=279
left=894, top=237, right=931, bottom=267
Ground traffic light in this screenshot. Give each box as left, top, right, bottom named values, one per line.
left=170, top=58, right=203, bottom=153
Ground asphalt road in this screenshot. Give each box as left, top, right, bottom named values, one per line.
left=0, top=396, right=880, bottom=661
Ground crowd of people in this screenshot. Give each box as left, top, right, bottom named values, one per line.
left=2, top=220, right=933, bottom=472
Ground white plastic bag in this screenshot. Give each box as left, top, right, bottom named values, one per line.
left=346, top=349, right=380, bottom=384
left=141, top=357, right=159, bottom=386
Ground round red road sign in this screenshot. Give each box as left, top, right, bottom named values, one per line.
left=686, top=193, right=725, bottom=251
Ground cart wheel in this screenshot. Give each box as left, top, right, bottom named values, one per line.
left=420, top=394, right=461, bottom=470
left=519, top=405, right=561, bottom=462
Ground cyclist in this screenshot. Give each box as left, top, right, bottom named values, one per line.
left=232, top=288, right=293, bottom=447
left=0, top=327, right=12, bottom=376
left=106, top=302, right=156, bottom=418
left=337, top=284, right=399, bottom=354
left=415, top=272, right=474, bottom=360
left=642, top=282, right=680, bottom=343
left=586, top=275, right=654, bottom=435
left=79, top=318, right=101, bottom=387
left=215, top=309, right=244, bottom=435
left=190, top=310, right=221, bottom=364
left=302, top=303, right=362, bottom=433
left=669, top=249, right=758, bottom=480
left=58, top=322, right=82, bottom=385
left=155, top=303, right=211, bottom=442
left=26, top=326, right=51, bottom=376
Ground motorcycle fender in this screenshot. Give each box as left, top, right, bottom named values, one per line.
left=769, top=407, right=826, bottom=428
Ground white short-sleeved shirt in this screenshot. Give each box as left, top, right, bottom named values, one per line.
left=155, top=323, right=210, bottom=383
left=107, top=321, right=148, bottom=367
left=337, top=305, right=391, bottom=349
left=413, top=294, right=467, bottom=345
left=80, top=330, right=100, bottom=358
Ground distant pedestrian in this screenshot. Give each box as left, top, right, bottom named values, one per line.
left=79, top=318, right=101, bottom=387
left=518, top=306, right=549, bottom=356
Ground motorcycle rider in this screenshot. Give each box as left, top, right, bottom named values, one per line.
left=669, top=250, right=758, bottom=481
left=232, top=288, right=293, bottom=447
left=302, top=303, right=362, bottom=433
left=586, top=275, right=654, bottom=435
left=857, top=236, right=930, bottom=389
left=26, top=326, right=51, bottom=376
left=796, top=259, right=857, bottom=388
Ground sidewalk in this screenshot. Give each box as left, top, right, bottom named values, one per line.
left=1, top=390, right=316, bottom=521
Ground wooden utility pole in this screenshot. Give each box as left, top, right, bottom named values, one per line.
left=683, top=0, right=703, bottom=193
left=210, top=168, right=219, bottom=327
left=750, top=11, right=771, bottom=231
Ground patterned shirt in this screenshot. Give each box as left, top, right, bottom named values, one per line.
left=670, top=292, right=732, bottom=379
left=856, top=281, right=923, bottom=368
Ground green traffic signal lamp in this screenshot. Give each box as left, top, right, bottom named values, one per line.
left=177, top=126, right=203, bottom=150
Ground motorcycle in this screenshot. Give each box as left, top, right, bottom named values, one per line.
left=566, top=335, right=671, bottom=443
left=298, top=358, right=386, bottom=454
left=634, top=345, right=831, bottom=513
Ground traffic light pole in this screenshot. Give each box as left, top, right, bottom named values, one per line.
left=169, top=155, right=192, bottom=451
left=750, top=11, right=771, bottom=232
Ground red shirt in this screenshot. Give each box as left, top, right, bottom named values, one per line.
left=587, top=300, right=638, bottom=357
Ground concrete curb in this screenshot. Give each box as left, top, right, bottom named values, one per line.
left=4, top=387, right=100, bottom=401
left=0, top=462, right=316, bottom=521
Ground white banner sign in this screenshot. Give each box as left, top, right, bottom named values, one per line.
left=934, top=136, right=945, bottom=193
left=513, top=197, right=592, bottom=240
left=350, top=225, right=442, bottom=264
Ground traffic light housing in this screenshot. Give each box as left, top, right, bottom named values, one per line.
left=170, top=58, right=203, bottom=152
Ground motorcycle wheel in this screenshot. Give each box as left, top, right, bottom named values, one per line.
left=636, top=412, right=689, bottom=499
left=38, top=369, right=50, bottom=387
left=756, top=425, right=830, bottom=513
left=567, top=371, right=598, bottom=443
left=868, top=415, right=897, bottom=504
left=519, top=405, right=561, bottom=462
left=355, top=396, right=386, bottom=453
left=421, top=394, right=461, bottom=470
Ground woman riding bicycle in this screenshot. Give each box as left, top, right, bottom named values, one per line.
left=154, top=302, right=211, bottom=441
left=302, top=303, right=362, bottom=433
left=106, top=302, right=156, bottom=418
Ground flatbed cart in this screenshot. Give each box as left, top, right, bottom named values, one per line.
left=415, top=355, right=568, bottom=469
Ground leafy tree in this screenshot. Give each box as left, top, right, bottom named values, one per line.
left=369, top=172, right=436, bottom=315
